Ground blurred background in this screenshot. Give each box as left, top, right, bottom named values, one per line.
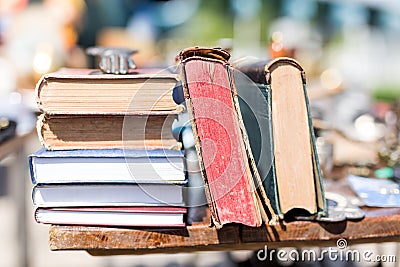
left=0, top=0, right=399, bottom=266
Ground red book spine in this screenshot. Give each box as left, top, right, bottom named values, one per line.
left=183, top=59, right=261, bottom=227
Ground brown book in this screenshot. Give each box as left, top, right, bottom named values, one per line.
left=235, top=57, right=326, bottom=219
left=37, top=113, right=181, bottom=150
left=266, top=58, right=324, bottom=216
left=35, top=68, right=180, bottom=115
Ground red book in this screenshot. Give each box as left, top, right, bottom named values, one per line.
left=178, top=47, right=275, bottom=228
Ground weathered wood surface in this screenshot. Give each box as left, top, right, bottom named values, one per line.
left=49, top=206, right=400, bottom=256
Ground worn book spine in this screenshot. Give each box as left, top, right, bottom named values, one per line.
left=234, top=57, right=327, bottom=219
left=265, top=57, right=327, bottom=218
left=178, top=47, right=276, bottom=228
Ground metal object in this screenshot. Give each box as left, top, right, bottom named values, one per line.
left=317, top=192, right=365, bottom=222
left=86, top=47, right=138, bottom=74
left=0, top=117, right=9, bottom=130
left=293, top=191, right=365, bottom=222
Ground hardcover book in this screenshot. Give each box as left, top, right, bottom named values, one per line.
left=37, top=113, right=180, bottom=150
left=32, top=182, right=185, bottom=207
left=35, top=206, right=187, bottom=227
left=35, top=68, right=180, bottom=115
left=177, top=47, right=276, bottom=228
left=29, top=148, right=185, bottom=184
left=235, top=57, right=326, bottom=219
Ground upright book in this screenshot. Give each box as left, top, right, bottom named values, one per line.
left=235, top=57, right=326, bottom=219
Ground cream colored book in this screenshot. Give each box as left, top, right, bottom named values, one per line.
left=35, top=68, right=180, bottom=115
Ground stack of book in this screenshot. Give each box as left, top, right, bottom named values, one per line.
left=29, top=67, right=188, bottom=227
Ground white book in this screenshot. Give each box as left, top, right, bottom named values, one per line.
left=29, top=149, right=185, bottom=184
left=32, top=183, right=185, bottom=207
left=35, top=207, right=187, bottom=227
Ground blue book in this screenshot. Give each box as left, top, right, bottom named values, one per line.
left=32, top=183, right=185, bottom=207
left=29, top=148, right=185, bottom=184
left=348, top=175, right=400, bottom=208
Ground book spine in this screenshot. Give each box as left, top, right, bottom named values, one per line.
left=31, top=186, right=38, bottom=205
left=178, top=61, right=217, bottom=227
left=179, top=54, right=266, bottom=227
left=28, top=155, right=37, bottom=184
left=36, top=113, right=52, bottom=150
left=34, top=208, right=40, bottom=223
left=265, top=57, right=327, bottom=218
left=34, top=75, right=47, bottom=114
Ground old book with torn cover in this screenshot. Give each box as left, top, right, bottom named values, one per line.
left=37, top=113, right=180, bottom=150
left=35, top=68, right=181, bottom=115
left=234, top=57, right=326, bottom=220
left=177, top=47, right=276, bottom=228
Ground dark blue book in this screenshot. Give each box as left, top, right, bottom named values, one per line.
left=29, top=148, right=185, bottom=184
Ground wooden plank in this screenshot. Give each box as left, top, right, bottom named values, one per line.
left=49, top=207, right=400, bottom=255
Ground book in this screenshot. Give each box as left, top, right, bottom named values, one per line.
left=235, top=57, right=326, bottom=218
left=35, top=67, right=180, bottom=115
left=347, top=174, right=400, bottom=208
left=32, top=183, right=185, bottom=207
left=35, top=206, right=187, bottom=227
left=177, top=47, right=276, bottom=228
left=29, top=148, right=185, bottom=184
left=37, top=113, right=181, bottom=150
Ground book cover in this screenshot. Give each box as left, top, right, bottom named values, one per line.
left=29, top=148, right=186, bottom=184
left=37, top=113, right=181, bottom=150
left=35, top=67, right=181, bottom=115
left=177, top=47, right=276, bottom=228
left=35, top=206, right=187, bottom=227
left=235, top=57, right=326, bottom=219
left=32, top=182, right=186, bottom=207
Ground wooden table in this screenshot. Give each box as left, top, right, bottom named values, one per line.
left=48, top=179, right=400, bottom=256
